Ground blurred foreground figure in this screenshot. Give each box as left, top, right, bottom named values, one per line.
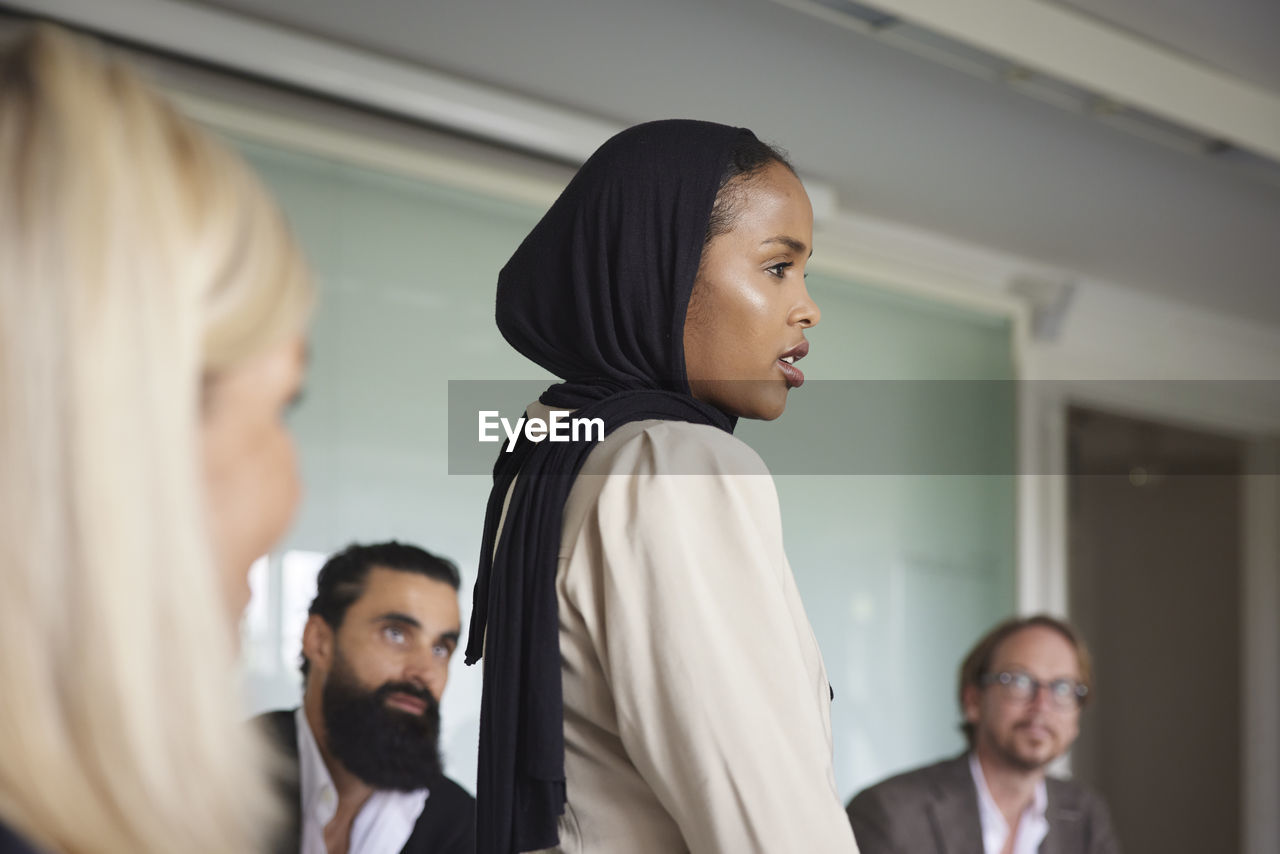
left=0, top=24, right=311, bottom=854
left=847, top=615, right=1121, bottom=854
left=257, top=542, right=475, bottom=854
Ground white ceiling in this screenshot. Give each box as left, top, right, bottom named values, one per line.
left=188, top=0, right=1280, bottom=326
left=1050, top=0, right=1280, bottom=93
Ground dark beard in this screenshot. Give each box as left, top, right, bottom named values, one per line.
left=321, top=651, right=444, bottom=791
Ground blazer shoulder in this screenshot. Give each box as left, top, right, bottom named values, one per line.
left=847, top=756, right=969, bottom=844
left=1049, top=778, right=1121, bottom=850
left=0, top=820, right=44, bottom=854
left=851, top=755, right=970, bottom=807
left=252, top=708, right=299, bottom=755
left=409, top=777, right=475, bottom=854
left=1046, top=774, right=1109, bottom=814
left=428, top=776, right=476, bottom=811
left=583, top=418, right=770, bottom=479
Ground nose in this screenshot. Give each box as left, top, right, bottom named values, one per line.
left=1025, top=683, right=1056, bottom=713
left=790, top=281, right=821, bottom=329
left=405, top=649, right=448, bottom=702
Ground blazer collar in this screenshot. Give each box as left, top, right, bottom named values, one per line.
left=1041, top=778, right=1087, bottom=854
left=928, top=753, right=1088, bottom=854
left=926, top=755, right=985, bottom=854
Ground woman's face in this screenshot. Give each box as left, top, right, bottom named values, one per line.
left=683, top=161, right=819, bottom=420
left=201, top=334, right=307, bottom=616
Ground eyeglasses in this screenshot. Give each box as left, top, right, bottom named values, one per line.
left=981, top=670, right=1088, bottom=709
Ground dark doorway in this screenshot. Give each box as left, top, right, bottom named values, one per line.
left=1067, top=405, right=1243, bottom=854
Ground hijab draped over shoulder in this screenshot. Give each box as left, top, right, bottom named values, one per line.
left=465, top=119, right=758, bottom=853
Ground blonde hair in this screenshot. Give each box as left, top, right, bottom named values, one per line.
left=0, top=24, right=311, bottom=853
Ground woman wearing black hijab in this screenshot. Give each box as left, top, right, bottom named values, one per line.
left=466, top=120, right=859, bottom=853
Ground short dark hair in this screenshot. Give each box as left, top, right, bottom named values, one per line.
left=703, top=134, right=796, bottom=246
left=957, top=614, right=1093, bottom=748
left=300, top=541, right=462, bottom=678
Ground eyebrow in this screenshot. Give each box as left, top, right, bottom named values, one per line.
left=761, top=235, right=812, bottom=257
left=377, top=613, right=461, bottom=644
left=998, top=663, right=1080, bottom=680
left=377, top=611, right=422, bottom=629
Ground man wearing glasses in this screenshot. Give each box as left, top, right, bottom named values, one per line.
left=846, top=615, right=1121, bottom=854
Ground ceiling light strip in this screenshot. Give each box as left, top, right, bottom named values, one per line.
left=8, top=0, right=621, bottom=163
left=838, top=0, right=1280, bottom=163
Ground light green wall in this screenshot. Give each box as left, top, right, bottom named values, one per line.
left=744, top=277, right=1016, bottom=794
left=233, top=135, right=1015, bottom=798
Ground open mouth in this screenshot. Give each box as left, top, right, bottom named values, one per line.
left=777, top=341, right=809, bottom=388
left=777, top=358, right=804, bottom=388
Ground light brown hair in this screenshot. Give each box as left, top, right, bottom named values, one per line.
left=957, top=614, right=1093, bottom=747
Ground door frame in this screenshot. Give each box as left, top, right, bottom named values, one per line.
left=1021, top=380, right=1280, bottom=854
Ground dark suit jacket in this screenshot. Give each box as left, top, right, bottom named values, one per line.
left=847, top=754, right=1121, bottom=854
left=257, top=709, right=476, bottom=854
left=0, top=821, right=42, bottom=854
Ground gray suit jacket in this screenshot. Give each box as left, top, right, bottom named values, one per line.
left=846, top=754, right=1121, bottom=854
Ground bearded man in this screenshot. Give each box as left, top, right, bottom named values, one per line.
left=847, top=615, right=1121, bottom=854
left=258, top=541, right=475, bottom=854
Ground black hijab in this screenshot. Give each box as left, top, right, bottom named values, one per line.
left=464, top=119, right=756, bottom=853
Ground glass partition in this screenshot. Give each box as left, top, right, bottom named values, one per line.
left=233, top=134, right=1016, bottom=798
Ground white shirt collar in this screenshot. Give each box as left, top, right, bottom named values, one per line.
left=295, top=706, right=430, bottom=854
left=968, top=751, right=1049, bottom=854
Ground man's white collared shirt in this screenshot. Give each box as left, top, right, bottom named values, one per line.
left=968, top=752, right=1049, bottom=854
left=295, top=707, right=429, bottom=854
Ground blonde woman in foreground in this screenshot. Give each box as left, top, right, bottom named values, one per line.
left=0, top=25, right=312, bottom=854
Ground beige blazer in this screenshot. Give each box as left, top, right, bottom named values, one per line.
left=517, top=405, right=858, bottom=853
